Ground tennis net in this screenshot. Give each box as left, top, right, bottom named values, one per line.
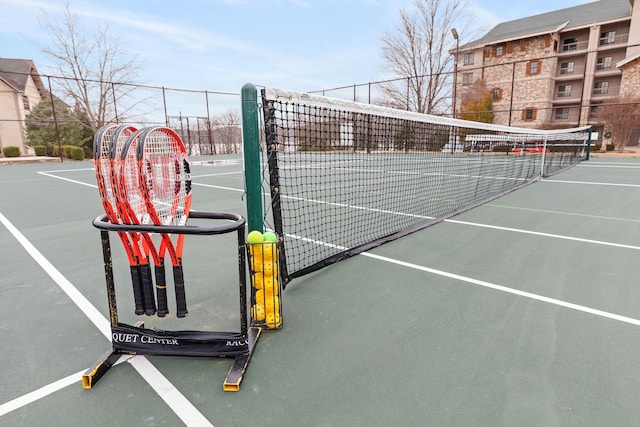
left=247, top=86, right=591, bottom=286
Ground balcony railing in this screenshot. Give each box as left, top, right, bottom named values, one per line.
left=599, top=33, right=629, bottom=47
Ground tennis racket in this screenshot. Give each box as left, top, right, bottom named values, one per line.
left=137, top=127, right=192, bottom=318
left=93, top=124, right=146, bottom=315
left=112, top=127, right=157, bottom=316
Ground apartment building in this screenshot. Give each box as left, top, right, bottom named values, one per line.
left=0, top=58, right=48, bottom=156
left=454, top=0, right=640, bottom=142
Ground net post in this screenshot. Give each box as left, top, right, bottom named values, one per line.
left=586, top=126, right=592, bottom=161
left=540, top=135, right=548, bottom=178
left=241, top=83, right=263, bottom=233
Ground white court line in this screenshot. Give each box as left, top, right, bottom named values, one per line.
left=583, top=161, right=640, bottom=165
left=39, top=167, right=94, bottom=173
left=194, top=182, right=244, bottom=192
left=446, top=219, right=640, bottom=251
left=37, top=171, right=97, bottom=188
left=0, top=212, right=111, bottom=337
left=0, top=370, right=85, bottom=417
left=543, top=179, right=640, bottom=188
left=192, top=171, right=242, bottom=178
left=282, top=228, right=640, bottom=326
left=128, top=357, right=214, bottom=427
left=486, top=203, right=640, bottom=223
left=0, top=212, right=213, bottom=427
left=361, top=251, right=640, bottom=327
left=579, top=164, right=640, bottom=169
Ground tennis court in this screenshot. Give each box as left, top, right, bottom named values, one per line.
left=2, top=153, right=640, bottom=426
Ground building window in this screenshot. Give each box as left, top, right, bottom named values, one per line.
left=463, top=52, right=474, bottom=65
left=23, top=95, right=30, bottom=111
left=562, top=37, right=578, bottom=51
left=555, top=107, right=570, bottom=120
left=557, top=85, right=572, bottom=97
left=590, top=105, right=599, bottom=118
left=593, top=81, right=609, bottom=94
left=526, top=60, right=541, bottom=75
left=462, top=73, right=473, bottom=85
left=522, top=107, right=537, bottom=121
left=495, top=44, right=504, bottom=56
left=560, top=62, right=575, bottom=74
left=600, top=31, right=616, bottom=45
left=492, top=88, right=503, bottom=101
left=596, top=56, right=613, bottom=70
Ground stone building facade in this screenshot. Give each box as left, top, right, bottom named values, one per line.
left=454, top=0, right=639, bottom=143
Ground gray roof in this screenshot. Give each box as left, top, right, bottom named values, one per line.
left=0, top=58, right=38, bottom=92
left=465, top=0, right=633, bottom=48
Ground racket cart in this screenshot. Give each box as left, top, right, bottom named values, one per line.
left=82, top=210, right=261, bottom=392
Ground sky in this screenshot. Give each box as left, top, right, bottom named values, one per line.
left=0, top=0, right=591, bottom=117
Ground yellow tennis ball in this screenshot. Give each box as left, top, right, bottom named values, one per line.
left=252, top=273, right=264, bottom=289
left=249, top=244, right=263, bottom=272
left=249, top=243, right=263, bottom=258
left=262, top=243, right=276, bottom=263
left=263, top=231, right=278, bottom=242
left=252, top=304, right=265, bottom=322
left=264, top=295, right=281, bottom=314
left=254, top=289, right=265, bottom=306
left=263, top=260, right=275, bottom=275
left=265, top=312, right=282, bottom=329
left=262, top=275, right=279, bottom=295
left=247, top=230, right=264, bottom=244
left=251, top=256, right=263, bottom=274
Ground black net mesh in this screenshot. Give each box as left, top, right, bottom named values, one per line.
left=259, top=88, right=590, bottom=284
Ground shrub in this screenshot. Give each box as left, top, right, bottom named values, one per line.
left=62, top=145, right=76, bottom=158
left=33, top=145, right=47, bottom=156
left=2, top=146, right=21, bottom=157
left=70, top=146, right=85, bottom=160
left=606, top=144, right=615, bottom=151
left=52, top=144, right=85, bottom=159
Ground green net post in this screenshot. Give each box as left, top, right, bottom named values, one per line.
left=242, top=83, right=263, bottom=234
left=586, top=126, right=592, bottom=161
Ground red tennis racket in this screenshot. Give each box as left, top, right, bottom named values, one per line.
left=112, top=127, right=158, bottom=316
left=93, top=124, right=146, bottom=315
left=136, top=127, right=192, bottom=318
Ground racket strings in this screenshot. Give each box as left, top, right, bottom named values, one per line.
left=142, top=131, right=189, bottom=227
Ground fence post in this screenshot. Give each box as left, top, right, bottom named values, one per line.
left=111, top=82, right=119, bottom=124
left=47, top=76, right=63, bottom=162
left=162, top=86, right=168, bottom=126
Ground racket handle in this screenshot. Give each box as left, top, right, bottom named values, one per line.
left=140, top=263, right=157, bottom=316
left=155, top=264, right=169, bottom=317
left=129, top=265, right=145, bottom=315
left=173, top=265, right=188, bottom=318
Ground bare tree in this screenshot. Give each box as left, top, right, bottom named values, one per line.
left=597, top=95, right=640, bottom=152
left=36, top=2, right=143, bottom=131
left=380, top=0, right=478, bottom=114
left=211, top=110, right=242, bottom=154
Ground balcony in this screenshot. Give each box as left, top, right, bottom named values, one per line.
left=556, top=64, right=586, bottom=79
left=598, top=33, right=629, bottom=50
left=593, top=67, right=622, bottom=78
left=592, top=80, right=620, bottom=99
left=558, top=39, right=589, bottom=56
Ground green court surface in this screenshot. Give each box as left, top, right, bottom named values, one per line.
left=2, top=155, right=640, bottom=426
